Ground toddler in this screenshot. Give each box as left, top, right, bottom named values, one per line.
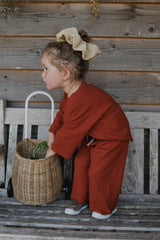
left=41, top=27, right=132, bottom=219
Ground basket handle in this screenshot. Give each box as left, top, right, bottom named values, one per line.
left=24, top=91, right=54, bottom=139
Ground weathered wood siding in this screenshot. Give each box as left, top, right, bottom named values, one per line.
left=0, top=0, right=160, bottom=111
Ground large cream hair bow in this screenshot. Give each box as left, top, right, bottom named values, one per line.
left=56, top=27, right=101, bottom=61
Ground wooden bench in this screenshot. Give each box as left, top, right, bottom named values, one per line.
left=122, top=111, right=160, bottom=195
left=0, top=99, right=160, bottom=239
left=0, top=99, right=160, bottom=196
left=0, top=99, right=73, bottom=192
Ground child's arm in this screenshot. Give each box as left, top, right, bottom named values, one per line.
left=45, top=132, right=56, bottom=158
left=49, top=94, right=66, bottom=134
left=47, top=132, right=55, bottom=149
left=46, top=94, right=67, bottom=158
left=45, top=148, right=56, bottom=158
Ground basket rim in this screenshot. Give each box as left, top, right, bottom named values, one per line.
left=15, top=138, right=59, bottom=162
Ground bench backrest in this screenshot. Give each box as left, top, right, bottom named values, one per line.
left=0, top=100, right=159, bottom=195
left=122, top=112, right=160, bottom=195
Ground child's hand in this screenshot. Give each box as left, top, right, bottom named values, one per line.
left=47, top=132, right=55, bottom=149
left=45, top=148, right=56, bottom=158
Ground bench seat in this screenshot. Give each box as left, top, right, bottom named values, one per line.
left=0, top=190, right=160, bottom=240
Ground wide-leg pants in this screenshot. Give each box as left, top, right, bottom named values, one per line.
left=71, top=139, right=129, bottom=214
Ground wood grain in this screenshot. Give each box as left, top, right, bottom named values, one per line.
left=1, top=70, right=160, bottom=105
left=0, top=1, right=160, bottom=112
left=0, top=38, right=160, bottom=71
left=1, top=3, right=160, bottom=38
left=149, top=129, right=159, bottom=194
left=9, top=0, right=160, bottom=2
left=0, top=193, right=160, bottom=239
left=0, top=100, right=6, bottom=184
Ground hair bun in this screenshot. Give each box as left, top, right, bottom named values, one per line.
left=78, top=30, right=90, bottom=43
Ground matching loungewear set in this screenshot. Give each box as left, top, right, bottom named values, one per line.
left=49, top=80, right=133, bottom=215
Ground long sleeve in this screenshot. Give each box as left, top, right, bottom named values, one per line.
left=49, top=94, right=67, bottom=134
left=51, top=81, right=132, bottom=159
left=51, top=98, right=103, bottom=159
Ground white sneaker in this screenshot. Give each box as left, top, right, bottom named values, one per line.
left=92, top=207, right=117, bottom=219
left=65, top=200, right=89, bottom=215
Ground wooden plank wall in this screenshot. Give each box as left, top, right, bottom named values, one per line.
left=0, top=0, right=160, bottom=111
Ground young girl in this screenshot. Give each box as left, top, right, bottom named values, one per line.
left=41, top=27, right=132, bottom=219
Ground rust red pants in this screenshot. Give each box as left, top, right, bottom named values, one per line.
left=71, top=139, right=129, bottom=214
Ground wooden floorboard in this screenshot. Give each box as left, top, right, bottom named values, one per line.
left=0, top=190, right=160, bottom=240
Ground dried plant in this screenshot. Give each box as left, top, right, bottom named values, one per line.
left=0, top=0, right=19, bottom=19
left=90, top=0, right=100, bottom=19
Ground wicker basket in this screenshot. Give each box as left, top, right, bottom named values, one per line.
left=12, top=138, right=63, bottom=206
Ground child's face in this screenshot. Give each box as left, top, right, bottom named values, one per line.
left=41, top=55, right=64, bottom=90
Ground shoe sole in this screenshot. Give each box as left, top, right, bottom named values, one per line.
left=65, top=204, right=89, bottom=215
left=92, top=207, right=118, bottom=219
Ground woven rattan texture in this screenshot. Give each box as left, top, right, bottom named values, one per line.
left=12, top=139, right=63, bottom=206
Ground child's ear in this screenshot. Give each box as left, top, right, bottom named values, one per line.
left=62, top=68, right=72, bottom=80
